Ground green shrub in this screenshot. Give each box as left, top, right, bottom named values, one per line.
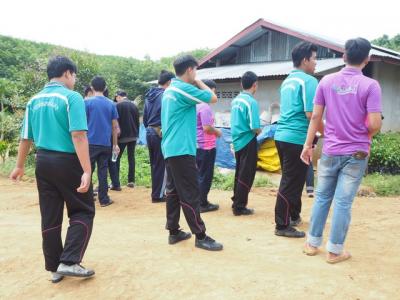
left=369, top=132, right=400, bottom=174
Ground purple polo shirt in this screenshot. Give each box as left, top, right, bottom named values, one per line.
left=196, top=103, right=216, bottom=150
left=315, top=67, right=382, bottom=155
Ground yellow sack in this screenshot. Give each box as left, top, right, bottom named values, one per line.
left=257, top=139, right=281, bottom=172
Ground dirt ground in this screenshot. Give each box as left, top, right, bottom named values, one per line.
left=0, top=176, right=399, bottom=300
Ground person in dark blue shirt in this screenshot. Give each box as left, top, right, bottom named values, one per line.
left=85, top=76, right=119, bottom=207
left=143, top=70, right=174, bottom=203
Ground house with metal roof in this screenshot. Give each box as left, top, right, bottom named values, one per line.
left=197, top=18, right=400, bottom=131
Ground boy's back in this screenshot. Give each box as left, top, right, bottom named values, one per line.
left=161, top=78, right=212, bottom=159
left=230, top=91, right=260, bottom=152
left=85, top=95, right=118, bottom=146
left=315, top=67, right=381, bottom=155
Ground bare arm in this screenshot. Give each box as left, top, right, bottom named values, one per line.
left=367, top=112, right=382, bottom=137
left=306, top=111, right=324, bottom=136
left=112, top=119, right=120, bottom=147
left=300, top=104, right=325, bottom=164
left=203, top=125, right=221, bottom=137
left=194, top=79, right=218, bottom=103
left=9, top=139, right=33, bottom=181
left=71, top=130, right=91, bottom=193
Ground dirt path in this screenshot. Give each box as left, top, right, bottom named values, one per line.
left=0, top=176, right=399, bottom=299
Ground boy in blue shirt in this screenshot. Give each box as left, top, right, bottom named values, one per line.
left=161, top=55, right=223, bottom=251
left=11, top=56, right=95, bottom=282
left=85, top=76, right=119, bottom=207
left=230, top=71, right=261, bottom=216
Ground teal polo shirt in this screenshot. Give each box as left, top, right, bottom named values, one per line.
left=161, top=78, right=212, bottom=159
left=21, top=81, right=88, bottom=153
left=230, top=91, right=260, bottom=152
left=274, top=70, right=318, bottom=145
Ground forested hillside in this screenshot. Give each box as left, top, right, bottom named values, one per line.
left=0, top=34, right=210, bottom=151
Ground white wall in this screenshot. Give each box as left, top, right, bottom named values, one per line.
left=373, top=62, right=400, bottom=132
left=214, top=79, right=282, bottom=113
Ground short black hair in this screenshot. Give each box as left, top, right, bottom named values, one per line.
left=241, top=71, right=258, bottom=90
left=158, top=70, right=175, bottom=85
left=116, top=90, right=127, bottom=97
left=103, top=87, right=109, bottom=98
left=202, top=79, right=217, bottom=90
left=91, top=76, right=106, bottom=92
left=292, top=42, right=318, bottom=67
left=84, top=85, right=92, bottom=97
left=345, top=38, right=371, bottom=65
left=47, top=56, right=77, bottom=80
left=173, top=55, right=198, bottom=76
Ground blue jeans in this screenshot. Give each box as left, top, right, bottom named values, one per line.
left=307, top=154, right=368, bottom=254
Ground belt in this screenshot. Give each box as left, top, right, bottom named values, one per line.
left=148, top=126, right=162, bottom=137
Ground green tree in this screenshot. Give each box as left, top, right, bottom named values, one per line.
left=372, top=34, right=400, bottom=51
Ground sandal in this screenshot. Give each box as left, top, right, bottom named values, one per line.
left=303, top=243, right=319, bottom=256
left=326, top=251, right=351, bottom=264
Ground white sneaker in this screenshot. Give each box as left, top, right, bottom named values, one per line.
left=56, top=263, right=95, bottom=278
left=50, top=272, right=64, bottom=283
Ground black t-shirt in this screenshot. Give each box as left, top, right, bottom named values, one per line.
left=116, top=100, right=140, bottom=142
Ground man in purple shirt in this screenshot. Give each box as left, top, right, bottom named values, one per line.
left=300, top=38, right=382, bottom=264
left=196, top=79, right=221, bottom=213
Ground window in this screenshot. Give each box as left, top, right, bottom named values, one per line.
left=216, top=90, right=240, bottom=100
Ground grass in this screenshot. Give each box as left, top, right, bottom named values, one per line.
left=2, top=147, right=399, bottom=196
left=0, top=145, right=276, bottom=191
left=0, top=154, right=36, bottom=179
left=362, top=173, right=400, bottom=196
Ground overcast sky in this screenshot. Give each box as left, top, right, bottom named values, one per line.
left=1, top=0, right=399, bottom=59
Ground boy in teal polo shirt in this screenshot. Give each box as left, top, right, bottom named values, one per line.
left=274, top=42, right=324, bottom=238
left=161, top=55, right=223, bottom=251
left=230, top=71, right=261, bottom=216
left=10, top=56, right=95, bottom=282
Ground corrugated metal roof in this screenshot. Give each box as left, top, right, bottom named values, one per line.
left=370, top=48, right=400, bottom=60
left=196, top=58, right=345, bottom=80
left=199, top=18, right=400, bottom=67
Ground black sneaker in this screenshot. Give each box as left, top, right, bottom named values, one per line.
left=233, top=207, right=255, bottom=216
left=127, top=182, right=135, bottom=188
left=290, top=217, right=302, bottom=227
left=195, top=235, right=223, bottom=251
left=100, top=200, right=114, bottom=207
left=200, top=203, right=219, bottom=213
left=152, top=197, right=166, bottom=203
left=110, top=186, right=122, bottom=191
left=275, top=226, right=305, bottom=238
left=168, top=230, right=192, bottom=245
